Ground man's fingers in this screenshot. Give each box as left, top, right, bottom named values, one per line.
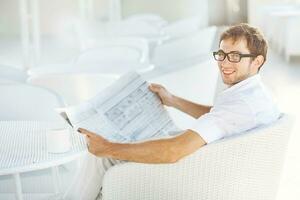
left=77, top=128, right=96, bottom=137
left=149, top=83, right=162, bottom=92
left=150, top=83, right=161, bottom=88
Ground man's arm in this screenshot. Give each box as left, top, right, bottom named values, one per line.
left=172, top=95, right=212, bottom=119
left=79, top=128, right=206, bottom=164
left=149, top=84, right=211, bottom=119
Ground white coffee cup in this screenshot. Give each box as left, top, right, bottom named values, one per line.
left=47, top=128, right=71, bottom=153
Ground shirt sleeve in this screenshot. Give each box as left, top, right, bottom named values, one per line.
left=189, top=99, right=255, bottom=144
left=189, top=113, right=225, bottom=144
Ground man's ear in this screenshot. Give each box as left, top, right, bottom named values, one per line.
left=252, top=55, right=265, bottom=71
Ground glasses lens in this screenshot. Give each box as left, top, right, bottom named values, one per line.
left=214, top=51, right=225, bottom=61
left=228, top=53, right=241, bottom=62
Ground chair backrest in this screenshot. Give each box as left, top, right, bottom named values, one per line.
left=27, top=73, right=119, bottom=105
left=72, top=37, right=152, bottom=75
left=152, top=26, right=217, bottom=68
left=76, top=20, right=161, bottom=46
left=106, top=20, right=161, bottom=38
left=0, top=83, right=64, bottom=121
left=124, top=13, right=168, bottom=29
left=27, top=64, right=74, bottom=77
left=75, top=46, right=141, bottom=64
left=79, top=37, right=150, bottom=63
left=161, top=16, right=204, bottom=39
left=102, top=114, right=294, bottom=200
left=0, top=65, right=27, bottom=83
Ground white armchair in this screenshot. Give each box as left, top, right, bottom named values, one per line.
left=101, top=114, right=293, bottom=200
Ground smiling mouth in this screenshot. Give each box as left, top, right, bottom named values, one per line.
left=222, top=69, right=235, bottom=76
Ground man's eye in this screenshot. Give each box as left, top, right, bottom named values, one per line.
left=230, top=54, right=240, bottom=59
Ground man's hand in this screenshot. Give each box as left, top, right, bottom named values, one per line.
left=78, top=128, right=112, bottom=157
left=78, top=128, right=206, bottom=163
left=149, top=83, right=174, bottom=107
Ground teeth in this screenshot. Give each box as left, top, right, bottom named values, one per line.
left=222, top=68, right=234, bottom=74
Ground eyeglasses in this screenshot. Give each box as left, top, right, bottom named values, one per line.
left=213, top=50, right=257, bottom=63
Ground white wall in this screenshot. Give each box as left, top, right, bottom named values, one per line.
left=122, top=0, right=207, bottom=21
left=225, top=0, right=248, bottom=24
left=0, top=0, right=229, bottom=36
left=0, top=0, right=20, bottom=36
left=208, top=0, right=227, bottom=25
left=38, top=0, right=78, bottom=36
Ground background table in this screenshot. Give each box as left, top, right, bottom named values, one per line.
left=0, top=121, right=87, bottom=200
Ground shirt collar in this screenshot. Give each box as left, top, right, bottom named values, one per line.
left=223, top=74, right=261, bottom=93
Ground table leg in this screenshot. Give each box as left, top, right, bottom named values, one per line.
left=51, top=166, right=62, bottom=195
left=13, top=173, right=24, bottom=200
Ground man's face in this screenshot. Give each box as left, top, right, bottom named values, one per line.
left=217, top=38, right=258, bottom=86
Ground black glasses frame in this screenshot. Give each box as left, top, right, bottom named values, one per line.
left=213, top=50, right=257, bottom=63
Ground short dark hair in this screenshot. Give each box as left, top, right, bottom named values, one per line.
left=219, top=23, right=268, bottom=68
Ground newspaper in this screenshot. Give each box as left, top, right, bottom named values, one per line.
left=57, top=72, right=180, bottom=143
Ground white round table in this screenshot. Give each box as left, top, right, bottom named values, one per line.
left=0, top=121, right=87, bottom=200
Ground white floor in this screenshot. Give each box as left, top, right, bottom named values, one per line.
left=0, top=35, right=300, bottom=199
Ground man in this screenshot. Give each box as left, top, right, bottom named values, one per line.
left=64, top=23, right=280, bottom=200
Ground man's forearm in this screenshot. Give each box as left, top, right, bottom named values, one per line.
left=104, top=130, right=206, bottom=164
left=106, top=137, right=179, bottom=164
left=172, top=95, right=211, bottom=118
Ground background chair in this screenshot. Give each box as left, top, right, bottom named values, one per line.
left=28, top=37, right=154, bottom=76
left=73, top=37, right=152, bottom=75
left=80, top=37, right=150, bottom=62
left=0, top=83, right=64, bottom=121
left=101, top=114, right=294, bottom=200
left=73, top=47, right=143, bottom=74
left=160, top=16, right=206, bottom=40
left=151, top=26, right=217, bottom=70
left=74, top=46, right=140, bottom=66
left=27, top=73, right=119, bottom=105
left=124, top=13, right=168, bottom=29
left=0, top=65, right=27, bottom=83
left=75, top=19, right=162, bottom=47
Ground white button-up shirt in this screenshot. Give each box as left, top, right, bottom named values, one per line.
left=190, top=74, right=280, bottom=144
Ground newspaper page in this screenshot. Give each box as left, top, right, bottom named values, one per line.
left=58, top=72, right=180, bottom=143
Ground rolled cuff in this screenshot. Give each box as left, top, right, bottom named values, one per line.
left=189, top=115, right=225, bottom=144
